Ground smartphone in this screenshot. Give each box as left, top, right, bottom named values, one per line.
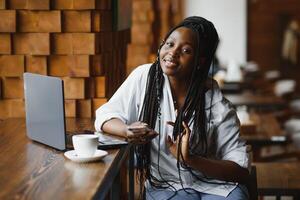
left=95, top=132, right=128, bottom=150
left=127, top=125, right=148, bottom=131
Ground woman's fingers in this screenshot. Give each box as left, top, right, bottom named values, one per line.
left=181, top=121, right=191, bottom=141
left=166, top=136, right=173, bottom=147
left=126, top=122, right=158, bottom=143
left=144, top=130, right=159, bottom=140
left=180, top=121, right=190, bottom=160
left=182, top=121, right=190, bottom=134
left=126, top=123, right=150, bottom=138
left=127, top=129, right=148, bottom=138
left=167, top=136, right=177, bottom=156
left=165, top=121, right=191, bottom=160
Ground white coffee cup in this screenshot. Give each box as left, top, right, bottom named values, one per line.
left=72, top=134, right=98, bottom=157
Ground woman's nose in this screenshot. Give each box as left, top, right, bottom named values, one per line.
left=169, top=47, right=180, bottom=57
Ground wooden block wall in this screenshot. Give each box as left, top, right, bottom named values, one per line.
left=127, top=0, right=154, bottom=74
left=0, top=0, right=130, bottom=119
left=0, top=34, right=11, bottom=54
left=0, top=0, right=5, bottom=9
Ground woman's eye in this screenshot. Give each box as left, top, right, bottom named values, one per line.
left=165, top=42, right=173, bottom=47
left=182, top=48, right=192, bottom=54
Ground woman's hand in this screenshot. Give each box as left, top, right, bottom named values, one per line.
left=166, top=121, right=191, bottom=161
left=126, top=121, right=158, bottom=144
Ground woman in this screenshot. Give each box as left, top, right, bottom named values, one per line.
left=95, top=16, right=250, bottom=200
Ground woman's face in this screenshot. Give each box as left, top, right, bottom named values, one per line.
left=159, top=27, right=197, bottom=80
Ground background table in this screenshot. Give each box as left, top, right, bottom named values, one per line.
left=225, top=92, right=286, bottom=110
left=240, top=112, right=290, bottom=161
left=241, top=112, right=288, bottom=147
left=255, top=162, right=300, bottom=198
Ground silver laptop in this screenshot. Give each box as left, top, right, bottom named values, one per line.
left=23, top=73, right=127, bottom=151
left=24, top=73, right=70, bottom=150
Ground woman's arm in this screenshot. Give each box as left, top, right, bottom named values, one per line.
left=186, top=155, right=249, bottom=184
left=167, top=121, right=249, bottom=184
left=94, top=64, right=150, bottom=133
left=102, top=118, right=128, bottom=138
left=102, top=118, right=158, bottom=143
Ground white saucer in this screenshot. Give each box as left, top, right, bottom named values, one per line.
left=64, top=150, right=108, bottom=163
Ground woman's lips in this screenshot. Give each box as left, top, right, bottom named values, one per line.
left=163, top=58, right=178, bottom=68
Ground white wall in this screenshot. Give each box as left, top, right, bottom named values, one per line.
left=184, top=0, right=247, bottom=67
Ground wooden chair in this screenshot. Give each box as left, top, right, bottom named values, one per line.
left=246, top=165, right=258, bottom=200
left=245, top=145, right=258, bottom=200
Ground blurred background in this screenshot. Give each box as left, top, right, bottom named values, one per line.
left=0, top=0, right=300, bottom=199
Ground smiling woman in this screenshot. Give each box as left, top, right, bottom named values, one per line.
left=159, top=27, right=197, bottom=110
left=95, top=16, right=250, bottom=200
left=160, top=27, right=196, bottom=79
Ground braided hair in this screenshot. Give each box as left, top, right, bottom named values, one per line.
left=135, top=16, right=220, bottom=196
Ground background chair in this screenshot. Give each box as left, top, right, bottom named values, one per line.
left=246, top=165, right=258, bottom=200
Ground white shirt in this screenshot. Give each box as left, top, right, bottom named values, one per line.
left=95, top=64, right=250, bottom=197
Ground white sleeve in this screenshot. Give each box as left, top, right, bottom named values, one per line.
left=94, top=64, right=150, bottom=132
left=214, top=98, right=250, bottom=170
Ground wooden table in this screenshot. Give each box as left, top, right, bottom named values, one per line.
left=240, top=112, right=290, bottom=162
left=220, top=81, right=244, bottom=94
left=225, top=92, right=286, bottom=110
left=0, top=118, right=134, bottom=200
left=255, top=162, right=300, bottom=198
left=241, top=112, right=288, bottom=147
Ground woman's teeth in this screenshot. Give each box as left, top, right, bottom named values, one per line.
left=166, top=60, right=174, bottom=65
left=164, top=58, right=176, bottom=66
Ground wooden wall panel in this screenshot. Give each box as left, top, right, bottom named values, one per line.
left=248, top=0, right=300, bottom=71
left=63, top=77, right=85, bottom=99
left=0, top=0, right=5, bottom=9
left=62, top=11, right=91, bottom=32
left=0, top=10, right=16, bottom=32
left=25, top=56, right=47, bottom=75
left=248, top=0, right=300, bottom=93
left=92, top=11, right=112, bottom=32
left=2, top=77, right=24, bottom=98
left=52, top=0, right=95, bottom=10
left=92, top=98, right=107, bottom=117
left=52, top=33, right=99, bottom=55
left=77, top=99, right=92, bottom=118
left=126, top=0, right=154, bottom=74
left=8, top=0, right=50, bottom=10
left=0, top=0, right=130, bottom=119
left=65, top=99, right=76, bottom=117
left=0, top=55, right=24, bottom=77
left=0, top=34, right=11, bottom=54
left=18, top=11, right=61, bottom=32
left=49, top=55, right=90, bottom=77
left=13, top=33, right=50, bottom=55
left=52, top=33, right=73, bottom=54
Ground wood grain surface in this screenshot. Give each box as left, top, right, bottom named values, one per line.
left=255, top=162, right=300, bottom=196
left=0, top=118, right=129, bottom=200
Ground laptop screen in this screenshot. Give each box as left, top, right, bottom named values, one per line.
left=23, top=73, right=67, bottom=150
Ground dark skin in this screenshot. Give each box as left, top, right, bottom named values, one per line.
left=102, top=27, right=249, bottom=183
left=159, top=27, right=197, bottom=109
